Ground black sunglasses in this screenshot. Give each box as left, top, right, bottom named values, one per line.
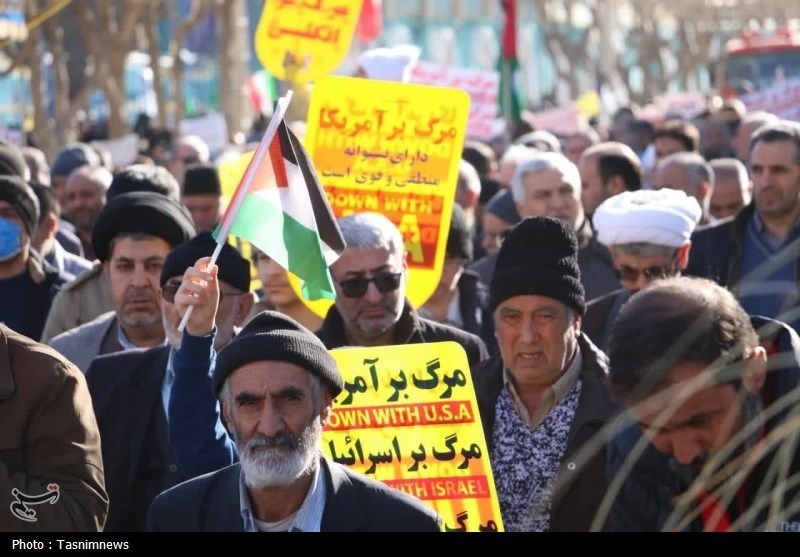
left=337, top=272, right=402, bottom=299
left=615, top=262, right=676, bottom=283
left=161, top=280, right=242, bottom=304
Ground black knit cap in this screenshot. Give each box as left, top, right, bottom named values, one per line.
left=214, top=310, right=343, bottom=397
left=160, top=230, right=251, bottom=292
left=92, top=191, right=196, bottom=262
left=489, top=216, right=585, bottom=314
left=0, top=140, right=29, bottom=180
left=0, top=175, right=39, bottom=237
left=183, top=164, right=221, bottom=196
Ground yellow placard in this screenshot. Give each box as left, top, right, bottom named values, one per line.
left=299, top=76, right=470, bottom=317
left=254, top=0, right=360, bottom=84
left=326, top=342, right=504, bottom=532
left=218, top=151, right=260, bottom=290
left=574, top=90, right=603, bottom=119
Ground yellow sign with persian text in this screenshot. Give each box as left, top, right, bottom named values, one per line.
left=302, top=76, right=470, bottom=316
left=325, top=342, right=504, bottom=532
left=254, top=0, right=360, bottom=83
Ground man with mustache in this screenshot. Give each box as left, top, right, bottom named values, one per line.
left=162, top=212, right=489, bottom=479
left=472, top=216, right=619, bottom=531
left=48, top=192, right=195, bottom=372
left=146, top=260, right=441, bottom=532
left=41, top=165, right=184, bottom=343
left=582, top=188, right=702, bottom=353
left=510, top=151, right=621, bottom=302
left=605, top=276, right=800, bottom=532
left=686, top=120, right=800, bottom=332
left=318, top=212, right=487, bottom=368
left=83, top=232, right=252, bottom=531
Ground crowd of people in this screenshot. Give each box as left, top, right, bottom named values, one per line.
left=1, top=78, right=799, bottom=533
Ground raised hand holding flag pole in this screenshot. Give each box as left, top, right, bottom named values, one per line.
left=178, top=90, right=346, bottom=332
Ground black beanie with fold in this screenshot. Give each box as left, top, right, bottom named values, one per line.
left=0, top=175, right=39, bottom=237
left=214, top=310, right=343, bottom=398
left=489, top=216, right=585, bottom=315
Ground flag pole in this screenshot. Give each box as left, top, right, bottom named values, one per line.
left=178, top=90, right=295, bottom=333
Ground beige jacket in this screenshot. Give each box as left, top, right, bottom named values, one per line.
left=40, top=262, right=113, bottom=344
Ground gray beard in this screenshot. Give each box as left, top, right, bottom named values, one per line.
left=236, top=419, right=321, bottom=489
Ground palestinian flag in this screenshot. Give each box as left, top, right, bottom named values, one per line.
left=498, top=0, right=522, bottom=126
left=213, top=120, right=345, bottom=300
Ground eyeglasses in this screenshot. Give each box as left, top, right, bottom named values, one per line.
left=615, top=262, right=676, bottom=283
left=161, top=280, right=242, bottom=304
left=336, top=272, right=402, bottom=298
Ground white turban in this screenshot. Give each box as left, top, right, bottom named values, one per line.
left=357, top=44, right=420, bottom=83
left=593, top=189, right=702, bottom=248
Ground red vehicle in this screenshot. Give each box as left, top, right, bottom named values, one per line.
left=718, top=26, right=800, bottom=98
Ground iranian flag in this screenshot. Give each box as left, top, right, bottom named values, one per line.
left=498, top=0, right=522, bottom=126
left=213, top=95, right=345, bottom=300
left=245, top=69, right=278, bottom=116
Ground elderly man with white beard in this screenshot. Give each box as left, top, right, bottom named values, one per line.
left=145, top=257, right=442, bottom=532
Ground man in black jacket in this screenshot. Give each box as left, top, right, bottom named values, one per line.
left=84, top=232, right=253, bottom=532
left=0, top=175, right=69, bottom=341
left=419, top=203, right=494, bottom=353
left=605, top=276, right=800, bottom=532
left=472, top=216, right=618, bottom=531
left=316, top=212, right=488, bottom=369
left=686, top=120, right=800, bottom=332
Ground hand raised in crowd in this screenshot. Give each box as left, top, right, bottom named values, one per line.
left=173, top=256, right=220, bottom=337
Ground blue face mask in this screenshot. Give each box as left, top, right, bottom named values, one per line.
left=0, top=218, right=22, bottom=262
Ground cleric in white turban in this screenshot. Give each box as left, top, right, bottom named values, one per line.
left=593, top=188, right=702, bottom=249
left=355, top=44, right=420, bottom=83
left=582, top=188, right=702, bottom=352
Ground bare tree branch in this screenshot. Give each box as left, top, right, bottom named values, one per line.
left=168, top=0, right=212, bottom=124
left=120, top=0, right=149, bottom=45
left=145, top=0, right=167, bottom=127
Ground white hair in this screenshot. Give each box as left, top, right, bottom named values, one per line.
left=510, top=152, right=582, bottom=204
left=337, top=212, right=404, bottom=256
left=66, top=164, right=114, bottom=191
